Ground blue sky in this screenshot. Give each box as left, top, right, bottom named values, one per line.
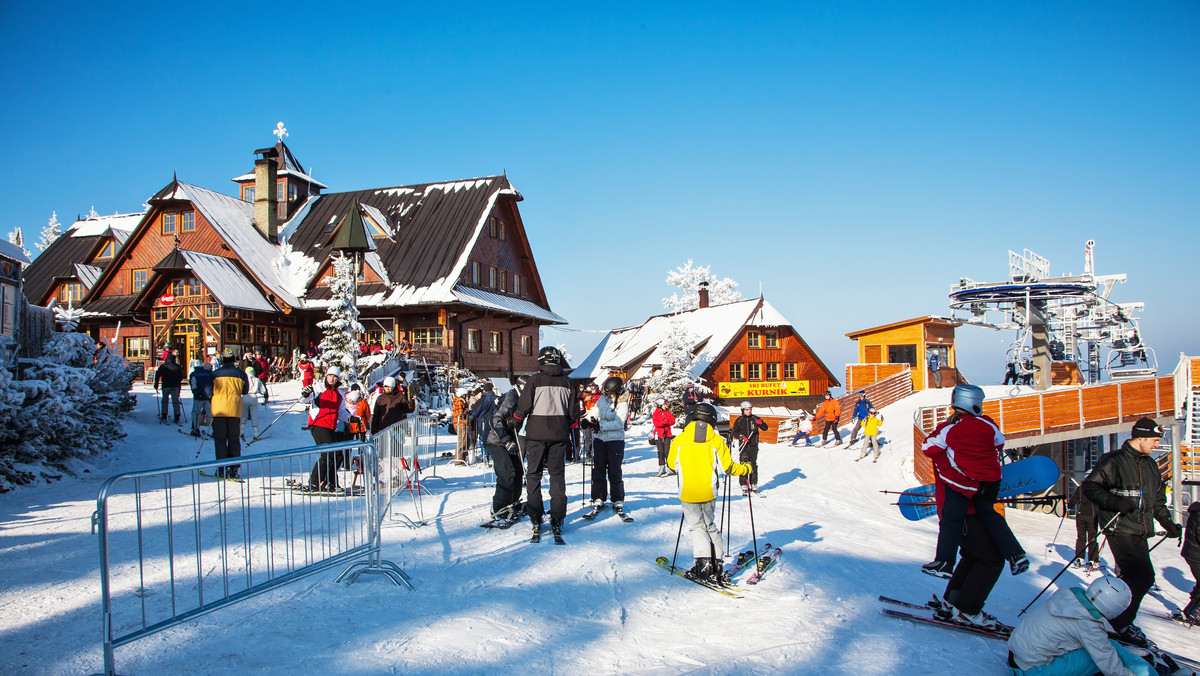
left=2, top=2, right=1195, bottom=385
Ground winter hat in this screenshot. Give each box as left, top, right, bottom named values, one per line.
left=347, top=390, right=361, bottom=402
left=326, top=366, right=342, bottom=378
left=383, top=376, right=397, bottom=388
left=244, top=366, right=255, bottom=376
left=222, top=349, right=235, bottom=363
left=1131, top=417, right=1164, bottom=439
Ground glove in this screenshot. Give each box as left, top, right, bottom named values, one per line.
left=301, top=386, right=313, bottom=398
left=348, top=416, right=361, bottom=425
left=1162, top=521, right=1182, bottom=539
left=505, top=441, right=518, bottom=454
left=1110, top=497, right=1138, bottom=515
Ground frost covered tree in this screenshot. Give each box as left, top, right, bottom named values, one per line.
left=7, top=228, right=30, bottom=258
left=36, top=211, right=62, bottom=253
left=316, top=253, right=364, bottom=385
left=661, top=259, right=742, bottom=312
left=645, top=318, right=710, bottom=415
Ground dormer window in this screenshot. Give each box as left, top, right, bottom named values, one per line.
left=59, top=282, right=83, bottom=303
left=161, top=213, right=176, bottom=235
left=363, top=213, right=388, bottom=237
left=181, top=212, right=195, bottom=232
left=96, top=240, right=115, bottom=260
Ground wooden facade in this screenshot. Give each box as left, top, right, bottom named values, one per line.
left=707, top=326, right=838, bottom=409
left=846, top=316, right=961, bottom=390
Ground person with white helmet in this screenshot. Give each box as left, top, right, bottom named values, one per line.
left=301, top=365, right=350, bottom=490
left=921, top=384, right=1028, bottom=580
left=651, top=398, right=677, bottom=477
left=730, top=401, right=768, bottom=494
left=1007, top=576, right=1152, bottom=676
left=788, top=410, right=814, bottom=447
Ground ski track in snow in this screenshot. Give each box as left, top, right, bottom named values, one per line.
left=0, top=382, right=1197, bottom=674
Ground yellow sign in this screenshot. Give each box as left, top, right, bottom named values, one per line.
left=717, top=381, right=810, bottom=398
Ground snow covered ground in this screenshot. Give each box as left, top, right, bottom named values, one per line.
left=1, top=382, right=1196, bottom=675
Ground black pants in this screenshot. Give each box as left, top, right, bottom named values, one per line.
left=211, top=417, right=242, bottom=477
left=655, top=436, right=672, bottom=466
left=821, top=419, right=841, bottom=443
left=1107, top=534, right=1155, bottom=630
left=1074, top=514, right=1099, bottom=563
left=308, top=426, right=345, bottom=488
left=944, top=514, right=1004, bottom=615
left=486, top=442, right=524, bottom=515
left=935, top=481, right=1023, bottom=563
left=524, top=438, right=567, bottom=523
left=1188, top=559, right=1200, bottom=607
left=590, top=438, right=626, bottom=503
left=738, top=443, right=759, bottom=487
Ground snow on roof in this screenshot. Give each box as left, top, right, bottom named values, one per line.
left=229, top=167, right=329, bottom=189
left=74, top=263, right=102, bottom=289
left=171, top=182, right=300, bottom=308
left=0, top=239, right=31, bottom=264
left=364, top=251, right=391, bottom=286
left=452, top=285, right=567, bottom=324
left=574, top=299, right=796, bottom=381
left=276, top=195, right=318, bottom=245
left=179, top=250, right=275, bottom=312
left=69, top=212, right=144, bottom=238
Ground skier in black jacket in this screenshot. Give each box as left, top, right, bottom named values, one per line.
left=730, top=401, right=768, bottom=493
left=154, top=353, right=185, bottom=423
left=1179, top=500, right=1200, bottom=623
left=486, top=376, right=527, bottom=520
left=512, top=347, right=578, bottom=542
left=1081, top=417, right=1181, bottom=644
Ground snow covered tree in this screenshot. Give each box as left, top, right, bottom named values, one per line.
left=36, top=211, right=62, bottom=253
left=316, top=252, right=364, bottom=385
left=7, top=228, right=30, bottom=258
left=645, top=318, right=710, bottom=416
left=661, top=259, right=742, bottom=312
left=53, top=303, right=85, bottom=332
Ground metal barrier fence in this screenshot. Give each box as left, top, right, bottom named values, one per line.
left=373, top=414, right=442, bottom=526
left=93, top=425, right=432, bottom=676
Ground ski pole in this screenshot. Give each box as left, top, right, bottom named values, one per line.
left=1020, top=513, right=1119, bottom=615
left=1147, top=534, right=1172, bottom=553
left=670, top=511, right=685, bottom=571
left=1046, top=511, right=1067, bottom=558
left=746, top=473, right=760, bottom=571
left=256, top=397, right=304, bottom=439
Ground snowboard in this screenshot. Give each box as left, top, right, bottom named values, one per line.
left=897, top=455, right=1060, bottom=521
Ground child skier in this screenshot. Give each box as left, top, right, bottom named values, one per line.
left=856, top=408, right=884, bottom=462
left=667, top=403, right=751, bottom=584
left=921, top=384, right=1028, bottom=579
left=788, top=411, right=814, bottom=447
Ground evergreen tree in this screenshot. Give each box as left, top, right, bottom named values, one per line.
left=662, top=259, right=742, bottom=312
left=645, top=318, right=710, bottom=416
left=316, top=253, right=364, bottom=385
left=36, top=211, right=62, bottom=253
left=7, top=228, right=30, bottom=259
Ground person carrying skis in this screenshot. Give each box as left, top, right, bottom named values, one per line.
left=731, top=401, right=768, bottom=494
left=582, top=376, right=631, bottom=515
left=813, top=391, right=842, bottom=446
left=1068, top=486, right=1101, bottom=572
left=154, top=353, right=184, bottom=423
left=210, top=350, right=248, bottom=478
left=1007, top=576, right=1152, bottom=676
left=1178, top=499, right=1200, bottom=624
left=667, top=403, right=751, bottom=584
left=1081, top=417, right=1181, bottom=645
left=847, top=390, right=873, bottom=446
left=485, top=376, right=528, bottom=520
left=921, top=384, right=1028, bottom=580
left=187, top=361, right=213, bottom=437
left=856, top=407, right=884, bottom=462
left=651, top=398, right=677, bottom=477
left=512, top=346, right=578, bottom=543
left=788, top=411, right=814, bottom=447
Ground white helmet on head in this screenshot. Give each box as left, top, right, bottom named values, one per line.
left=740, top=401, right=752, bottom=410
left=326, top=366, right=342, bottom=378
left=1085, top=576, right=1131, bottom=619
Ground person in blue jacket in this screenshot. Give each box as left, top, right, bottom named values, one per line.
left=847, top=390, right=873, bottom=446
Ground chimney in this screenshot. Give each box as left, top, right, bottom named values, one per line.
left=698, top=281, right=710, bottom=309
left=253, top=149, right=278, bottom=241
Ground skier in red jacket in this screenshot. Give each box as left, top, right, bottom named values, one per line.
left=920, top=385, right=1028, bottom=580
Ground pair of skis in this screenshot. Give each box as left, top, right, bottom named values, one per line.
left=656, top=543, right=783, bottom=597
left=581, top=502, right=634, bottom=523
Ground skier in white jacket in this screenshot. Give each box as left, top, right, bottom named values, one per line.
left=1007, top=576, right=1152, bottom=676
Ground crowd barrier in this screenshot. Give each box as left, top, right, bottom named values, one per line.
left=94, top=413, right=438, bottom=675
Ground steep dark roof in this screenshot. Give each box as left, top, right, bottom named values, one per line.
left=284, top=176, right=516, bottom=291
left=22, top=233, right=104, bottom=305
left=84, top=293, right=138, bottom=317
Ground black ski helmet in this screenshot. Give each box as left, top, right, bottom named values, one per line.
left=690, top=403, right=718, bottom=425
left=537, top=346, right=563, bottom=366
left=602, top=376, right=624, bottom=396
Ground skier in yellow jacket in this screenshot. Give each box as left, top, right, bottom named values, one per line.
left=667, top=402, right=751, bottom=584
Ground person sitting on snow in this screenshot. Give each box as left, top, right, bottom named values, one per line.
left=667, top=403, right=751, bottom=585
left=1007, top=576, right=1153, bottom=676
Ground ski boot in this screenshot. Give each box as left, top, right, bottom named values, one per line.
left=685, top=558, right=713, bottom=581
left=921, top=560, right=954, bottom=579
left=530, top=518, right=542, bottom=544
left=550, top=518, right=565, bottom=545
left=709, top=557, right=733, bottom=586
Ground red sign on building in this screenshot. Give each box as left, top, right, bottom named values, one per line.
left=159, top=293, right=175, bottom=306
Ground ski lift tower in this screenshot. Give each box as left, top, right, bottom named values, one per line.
left=948, top=240, right=1156, bottom=390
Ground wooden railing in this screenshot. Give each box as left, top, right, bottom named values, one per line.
left=846, top=363, right=910, bottom=391
left=912, top=375, right=1177, bottom=485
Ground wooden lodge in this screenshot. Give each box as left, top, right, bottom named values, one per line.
left=573, top=290, right=840, bottom=412
left=20, top=134, right=565, bottom=378
left=845, top=315, right=962, bottom=391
